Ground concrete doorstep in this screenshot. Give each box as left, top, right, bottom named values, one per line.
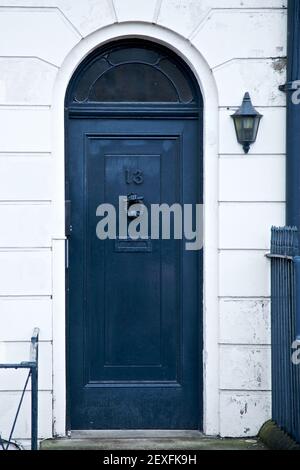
left=40, top=431, right=268, bottom=451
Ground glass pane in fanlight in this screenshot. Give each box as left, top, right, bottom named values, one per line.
left=109, top=47, right=160, bottom=65
left=74, top=59, right=110, bottom=102
left=159, top=59, right=194, bottom=103
left=89, top=63, right=179, bottom=102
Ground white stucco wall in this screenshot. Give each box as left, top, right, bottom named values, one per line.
left=0, top=0, right=287, bottom=443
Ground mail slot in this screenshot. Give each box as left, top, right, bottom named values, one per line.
left=115, top=237, right=152, bottom=253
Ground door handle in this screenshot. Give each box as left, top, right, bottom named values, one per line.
left=65, top=200, right=72, bottom=237
left=65, top=200, right=72, bottom=269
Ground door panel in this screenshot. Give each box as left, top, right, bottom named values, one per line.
left=67, top=119, right=202, bottom=429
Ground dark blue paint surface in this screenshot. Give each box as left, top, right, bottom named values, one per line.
left=67, top=119, right=202, bottom=430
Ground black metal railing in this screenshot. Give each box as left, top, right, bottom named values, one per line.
left=268, top=227, right=300, bottom=443
left=0, top=328, right=39, bottom=451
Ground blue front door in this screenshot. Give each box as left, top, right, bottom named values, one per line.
left=66, top=41, right=203, bottom=430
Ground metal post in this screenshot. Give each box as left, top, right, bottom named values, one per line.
left=31, top=365, right=38, bottom=451
left=30, top=328, right=39, bottom=451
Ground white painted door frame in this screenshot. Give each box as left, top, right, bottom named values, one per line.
left=51, top=22, right=220, bottom=437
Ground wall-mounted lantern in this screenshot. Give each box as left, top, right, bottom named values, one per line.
left=231, top=92, right=262, bottom=154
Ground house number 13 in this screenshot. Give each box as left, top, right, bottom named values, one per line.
left=125, top=169, right=144, bottom=185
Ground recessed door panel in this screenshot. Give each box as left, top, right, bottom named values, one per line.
left=86, top=136, right=180, bottom=382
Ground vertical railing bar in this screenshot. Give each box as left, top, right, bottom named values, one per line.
left=285, top=228, right=290, bottom=430
left=30, top=328, right=39, bottom=451
left=31, top=364, right=38, bottom=451
left=280, top=229, right=286, bottom=428
left=285, top=229, right=291, bottom=430
left=290, top=230, right=294, bottom=437
left=286, top=229, right=292, bottom=432
left=289, top=240, right=294, bottom=435
left=295, top=230, right=300, bottom=443
left=295, top=256, right=300, bottom=342
left=293, top=255, right=300, bottom=439
left=5, top=370, right=31, bottom=451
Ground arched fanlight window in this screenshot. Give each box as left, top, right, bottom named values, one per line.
left=67, top=41, right=200, bottom=105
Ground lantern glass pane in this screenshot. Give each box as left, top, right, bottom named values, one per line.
left=241, top=116, right=255, bottom=141
left=243, top=117, right=255, bottom=130
left=234, top=117, right=243, bottom=133
left=252, top=117, right=261, bottom=141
